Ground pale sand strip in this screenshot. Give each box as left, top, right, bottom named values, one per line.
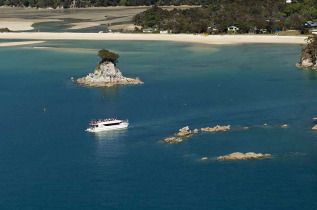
left=0, top=18, right=62, bottom=31
left=0, top=41, right=45, bottom=47
left=0, top=33, right=308, bottom=45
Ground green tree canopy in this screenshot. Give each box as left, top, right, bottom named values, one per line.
left=304, top=35, right=317, bottom=64
left=98, top=49, right=120, bottom=64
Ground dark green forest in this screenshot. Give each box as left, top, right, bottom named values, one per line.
left=133, top=0, right=317, bottom=34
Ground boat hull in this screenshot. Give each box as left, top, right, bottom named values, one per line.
left=86, top=122, right=129, bottom=133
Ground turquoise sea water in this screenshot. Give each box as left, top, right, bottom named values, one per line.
left=0, top=40, right=316, bottom=209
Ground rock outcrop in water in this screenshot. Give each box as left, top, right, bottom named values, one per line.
left=296, top=35, right=317, bottom=70
left=313, top=125, right=317, bottom=131
left=217, top=152, right=271, bottom=161
left=163, top=137, right=183, bottom=144
left=175, top=126, right=193, bottom=137
left=77, top=61, right=143, bottom=87
left=201, top=125, right=230, bottom=132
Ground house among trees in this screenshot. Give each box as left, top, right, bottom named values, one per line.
left=227, top=26, right=239, bottom=33
left=286, top=0, right=292, bottom=3
left=160, top=30, right=169, bottom=34
left=143, top=28, right=154, bottom=33
left=305, top=21, right=317, bottom=28
left=207, top=26, right=218, bottom=34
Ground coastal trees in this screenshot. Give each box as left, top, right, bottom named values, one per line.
left=297, top=35, right=317, bottom=69
left=0, top=28, right=11, bottom=32
left=133, top=0, right=317, bottom=34
left=304, top=35, right=317, bottom=64
left=98, top=49, right=120, bottom=65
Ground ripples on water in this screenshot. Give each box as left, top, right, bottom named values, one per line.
left=0, top=41, right=316, bottom=209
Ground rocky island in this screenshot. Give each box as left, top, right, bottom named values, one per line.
left=296, top=35, right=317, bottom=70
left=77, top=49, right=143, bottom=87
left=217, top=152, right=271, bottom=161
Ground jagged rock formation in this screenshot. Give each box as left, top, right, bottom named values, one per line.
left=296, top=55, right=317, bottom=69
left=164, top=137, right=183, bottom=144
left=217, top=152, right=271, bottom=161
left=77, top=61, right=143, bottom=87
left=175, top=126, right=193, bottom=137
left=296, top=36, right=317, bottom=70
left=193, top=129, right=199, bottom=134
left=201, top=125, right=231, bottom=132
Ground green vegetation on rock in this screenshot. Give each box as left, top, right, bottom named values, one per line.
left=303, top=35, right=317, bottom=65
left=98, top=49, right=120, bottom=65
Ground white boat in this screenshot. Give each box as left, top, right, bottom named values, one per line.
left=86, top=118, right=129, bottom=132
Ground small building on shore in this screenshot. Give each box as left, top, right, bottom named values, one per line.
left=160, top=30, right=169, bottom=34
left=305, top=21, right=317, bottom=28
left=227, top=26, right=239, bottom=33
left=143, top=28, right=154, bottom=33
left=312, top=29, right=317, bottom=35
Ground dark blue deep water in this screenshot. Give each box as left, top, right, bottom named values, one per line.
left=0, top=41, right=316, bottom=209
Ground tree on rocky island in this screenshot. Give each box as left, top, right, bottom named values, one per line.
left=304, top=35, right=317, bottom=65
left=98, top=49, right=120, bottom=65
left=297, top=35, right=317, bottom=69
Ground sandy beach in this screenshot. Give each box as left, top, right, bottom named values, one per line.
left=0, top=32, right=308, bottom=45
left=0, top=40, right=45, bottom=47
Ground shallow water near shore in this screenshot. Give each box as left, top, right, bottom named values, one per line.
left=0, top=40, right=316, bottom=209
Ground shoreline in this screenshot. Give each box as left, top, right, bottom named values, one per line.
left=0, top=33, right=308, bottom=45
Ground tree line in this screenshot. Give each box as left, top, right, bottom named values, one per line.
left=133, top=0, right=317, bottom=34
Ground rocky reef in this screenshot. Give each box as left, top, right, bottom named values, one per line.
left=77, top=61, right=143, bottom=87
left=163, top=137, right=183, bottom=144
left=201, top=125, right=231, bottom=132
left=217, top=152, right=271, bottom=161
left=175, top=126, right=193, bottom=137
left=296, top=36, right=317, bottom=70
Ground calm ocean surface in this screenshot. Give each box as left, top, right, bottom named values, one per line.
left=0, top=40, right=316, bottom=209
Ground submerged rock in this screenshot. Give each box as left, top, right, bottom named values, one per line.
left=175, top=126, right=192, bottom=137
left=217, top=152, right=271, bottom=161
left=77, top=61, right=143, bottom=87
left=201, top=125, right=230, bottom=132
left=164, top=137, right=183, bottom=144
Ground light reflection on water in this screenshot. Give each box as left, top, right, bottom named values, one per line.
left=91, top=129, right=129, bottom=160
left=90, top=129, right=128, bottom=141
